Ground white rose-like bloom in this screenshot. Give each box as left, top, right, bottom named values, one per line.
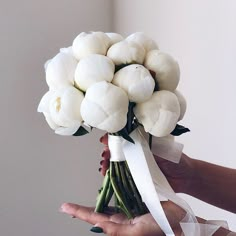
left=46, top=48, right=78, bottom=91
left=112, top=64, right=155, bottom=103
left=107, top=40, right=145, bottom=65
left=173, top=90, right=187, bottom=121
left=134, top=90, right=180, bottom=137
left=105, top=32, right=124, bottom=45
left=74, top=54, right=115, bottom=92
left=38, top=86, right=84, bottom=135
left=80, top=81, right=129, bottom=133
left=126, top=32, right=158, bottom=53
left=72, top=32, right=110, bottom=60
left=144, top=50, right=180, bottom=91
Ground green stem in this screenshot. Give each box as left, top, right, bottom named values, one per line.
left=110, top=162, right=133, bottom=219
left=124, top=162, right=147, bottom=215
left=114, top=162, right=133, bottom=208
left=119, top=162, right=141, bottom=215
left=95, top=170, right=110, bottom=213
left=104, top=179, right=113, bottom=207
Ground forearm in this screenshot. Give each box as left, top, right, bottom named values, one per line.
left=197, top=217, right=235, bottom=236
left=185, top=158, right=236, bottom=213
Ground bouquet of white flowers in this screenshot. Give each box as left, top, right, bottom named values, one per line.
left=38, top=31, right=192, bottom=235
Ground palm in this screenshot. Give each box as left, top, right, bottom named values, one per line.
left=60, top=201, right=184, bottom=236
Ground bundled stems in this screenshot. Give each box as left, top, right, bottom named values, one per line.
left=95, top=160, right=148, bottom=218
left=95, top=102, right=148, bottom=218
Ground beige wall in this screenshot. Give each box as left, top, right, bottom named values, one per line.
left=0, top=1, right=111, bottom=235
left=113, top=0, right=236, bottom=230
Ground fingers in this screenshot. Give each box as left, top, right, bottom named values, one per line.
left=96, top=221, right=136, bottom=236
left=60, top=203, right=110, bottom=225
left=100, top=133, right=108, bottom=145
left=99, top=133, right=110, bottom=176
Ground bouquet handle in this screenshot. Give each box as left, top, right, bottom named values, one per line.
left=109, top=128, right=198, bottom=236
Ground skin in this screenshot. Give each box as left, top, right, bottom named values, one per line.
left=61, top=134, right=236, bottom=235
left=60, top=201, right=185, bottom=236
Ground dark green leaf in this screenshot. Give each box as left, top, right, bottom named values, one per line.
left=73, top=126, right=89, bottom=136
left=149, top=134, right=153, bottom=149
left=117, top=128, right=135, bottom=144
left=127, top=102, right=136, bottom=133
left=115, top=63, right=131, bottom=73
left=171, top=124, right=190, bottom=136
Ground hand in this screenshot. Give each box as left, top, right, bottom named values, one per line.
left=60, top=201, right=185, bottom=236
left=154, top=152, right=194, bottom=194
left=99, top=133, right=194, bottom=194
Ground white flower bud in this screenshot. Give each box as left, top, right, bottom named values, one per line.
left=46, top=48, right=78, bottom=91
left=38, top=87, right=84, bottom=135
left=105, top=32, right=124, bottom=45
left=107, top=40, right=145, bottom=65
left=126, top=32, right=158, bottom=53
left=74, top=54, right=115, bottom=92
left=72, top=32, right=110, bottom=60
left=80, top=81, right=129, bottom=133
left=134, top=90, right=180, bottom=137
left=112, top=64, right=155, bottom=103
left=173, top=90, right=187, bottom=121
left=144, top=50, right=180, bottom=91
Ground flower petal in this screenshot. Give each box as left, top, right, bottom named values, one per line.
left=55, top=122, right=81, bottom=136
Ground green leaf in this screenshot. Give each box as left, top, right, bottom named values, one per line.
left=115, top=63, right=131, bottom=73
left=171, top=124, right=190, bottom=136
left=117, top=128, right=135, bottom=144
left=73, top=126, right=89, bottom=136
left=127, top=102, right=136, bottom=133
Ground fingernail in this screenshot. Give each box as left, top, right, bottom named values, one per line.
left=100, top=160, right=104, bottom=165
left=90, top=226, right=103, bottom=233
left=99, top=136, right=104, bottom=143
left=98, top=167, right=102, bottom=172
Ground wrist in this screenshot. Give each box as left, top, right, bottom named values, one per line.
left=194, top=217, right=232, bottom=236
left=213, top=227, right=233, bottom=236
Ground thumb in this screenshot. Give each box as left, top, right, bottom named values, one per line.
left=96, top=221, right=136, bottom=236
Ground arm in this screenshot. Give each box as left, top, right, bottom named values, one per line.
left=185, top=157, right=236, bottom=213
left=154, top=152, right=236, bottom=213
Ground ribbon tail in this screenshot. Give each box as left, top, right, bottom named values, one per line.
left=122, top=129, right=175, bottom=236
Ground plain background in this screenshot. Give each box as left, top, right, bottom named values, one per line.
left=1, top=0, right=235, bottom=235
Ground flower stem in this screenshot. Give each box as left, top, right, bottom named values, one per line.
left=124, top=162, right=148, bottom=215
left=95, top=169, right=111, bottom=213
left=110, top=162, right=133, bottom=219
left=104, top=180, right=113, bottom=207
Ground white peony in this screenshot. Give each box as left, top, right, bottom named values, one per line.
left=173, top=90, right=187, bottom=121
left=37, top=86, right=84, bottom=135
left=105, top=32, right=124, bottom=45
left=144, top=50, right=180, bottom=91
left=112, top=64, right=155, bottom=103
left=46, top=48, right=78, bottom=91
left=74, top=54, right=115, bottom=92
left=80, top=81, right=129, bottom=133
left=134, top=90, right=180, bottom=137
left=72, top=31, right=110, bottom=60
left=126, top=32, right=158, bottom=53
left=107, top=40, right=145, bottom=65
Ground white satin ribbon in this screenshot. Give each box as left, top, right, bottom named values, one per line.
left=151, top=136, right=184, bottom=163
left=108, top=129, right=227, bottom=236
